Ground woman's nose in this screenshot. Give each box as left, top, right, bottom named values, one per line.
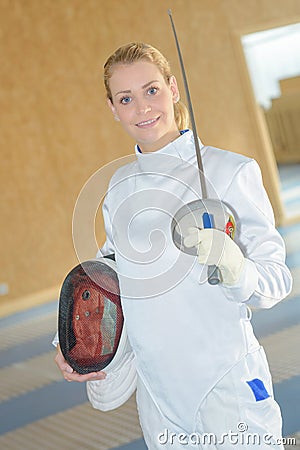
left=136, top=100, right=151, bottom=114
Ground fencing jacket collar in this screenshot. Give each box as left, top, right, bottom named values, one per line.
left=134, top=129, right=206, bottom=173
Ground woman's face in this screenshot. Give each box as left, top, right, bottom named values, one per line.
left=108, top=60, right=180, bottom=152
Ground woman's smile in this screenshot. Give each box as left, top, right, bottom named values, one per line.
left=135, top=116, right=160, bottom=128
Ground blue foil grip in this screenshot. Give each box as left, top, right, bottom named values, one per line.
left=202, top=212, right=213, bottom=228
left=202, top=213, right=222, bottom=285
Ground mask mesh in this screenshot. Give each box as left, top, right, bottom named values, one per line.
left=58, top=260, right=123, bottom=374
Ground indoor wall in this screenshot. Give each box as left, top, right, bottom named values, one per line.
left=1, top=0, right=300, bottom=311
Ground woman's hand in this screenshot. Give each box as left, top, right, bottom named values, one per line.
left=184, top=228, right=245, bottom=286
left=55, top=345, right=106, bottom=382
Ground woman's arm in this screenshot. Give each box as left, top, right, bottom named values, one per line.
left=221, top=159, right=292, bottom=308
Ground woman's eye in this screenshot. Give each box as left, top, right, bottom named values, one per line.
left=120, top=96, right=132, bottom=104
left=147, top=87, right=158, bottom=95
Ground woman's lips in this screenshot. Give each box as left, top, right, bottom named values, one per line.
left=135, top=116, right=160, bottom=128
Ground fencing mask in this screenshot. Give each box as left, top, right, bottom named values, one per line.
left=58, top=255, right=127, bottom=374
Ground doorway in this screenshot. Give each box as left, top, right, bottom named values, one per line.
left=240, top=23, right=300, bottom=224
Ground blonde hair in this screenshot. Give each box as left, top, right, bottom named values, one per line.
left=104, top=42, right=190, bottom=131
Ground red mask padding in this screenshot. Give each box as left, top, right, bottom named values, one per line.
left=58, top=258, right=123, bottom=374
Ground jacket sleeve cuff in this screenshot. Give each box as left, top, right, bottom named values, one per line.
left=86, top=351, right=137, bottom=411
left=221, top=258, right=258, bottom=303
left=52, top=332, right=59, bottom=347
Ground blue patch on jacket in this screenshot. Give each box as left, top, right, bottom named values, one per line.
left=246, top=378, right=270, bottom=401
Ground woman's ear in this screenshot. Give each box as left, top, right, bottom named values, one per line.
left=169, top=75, right=180, bottom=103
left=107, top=98, right=120, bottom=121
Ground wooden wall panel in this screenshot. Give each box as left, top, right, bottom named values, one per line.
left=0, top=0, right=299, bottom=308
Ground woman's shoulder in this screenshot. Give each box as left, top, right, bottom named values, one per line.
left=109, top=157, right=139, bottom=183
left=204, top=145, right=253, bottom=167
left=203, top=145, right=261, bottom=177
left=202, top=145, right=261, bottom=195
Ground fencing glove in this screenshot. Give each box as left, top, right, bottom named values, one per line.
left=184, top=227, right=245, bottom=285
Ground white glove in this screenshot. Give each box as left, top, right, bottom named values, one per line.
left=184, top=228, right=245, bottom=286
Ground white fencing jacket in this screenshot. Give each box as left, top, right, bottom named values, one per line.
left=87, top=130, right=292, bottom=433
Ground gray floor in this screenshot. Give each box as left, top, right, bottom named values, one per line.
left=0, top=221, right=299, bottom=449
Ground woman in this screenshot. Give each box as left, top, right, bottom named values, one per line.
left=55, top=42, right=292, bottom=449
